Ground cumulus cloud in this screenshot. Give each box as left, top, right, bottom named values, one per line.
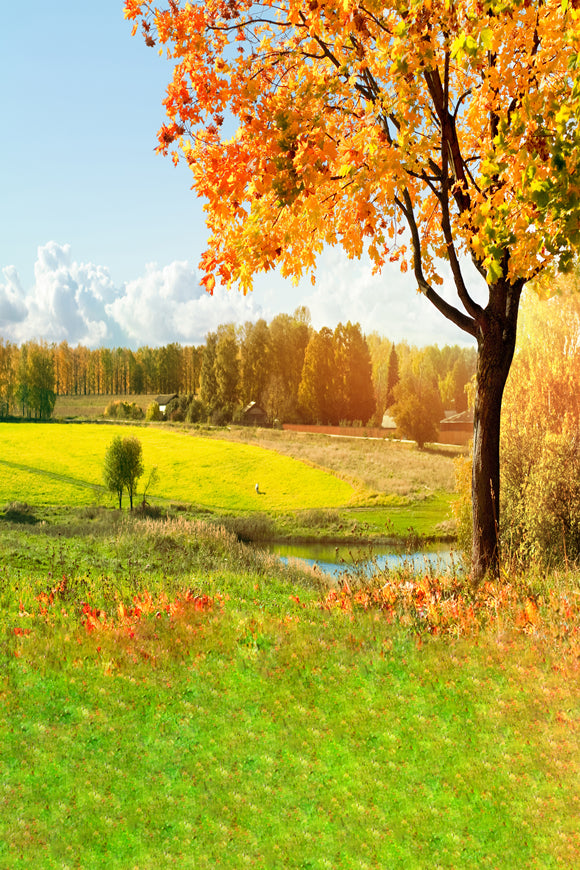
left=0, top=241, right=483, bottom=349
left=0, top=242, right=267, bottom=348
left=0, top=266, right=28, bottom=327
left=301, top=248, right=483, bottom=346
left=107, top=260, right=263, bottom=346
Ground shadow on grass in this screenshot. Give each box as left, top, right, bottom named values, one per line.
left=1, top=501, right=39, bottom=525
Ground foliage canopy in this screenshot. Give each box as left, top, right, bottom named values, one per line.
left=127, top=0, right=580, bottom=295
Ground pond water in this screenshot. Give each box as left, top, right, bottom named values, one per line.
left=263, top=541, right=460, bottom=578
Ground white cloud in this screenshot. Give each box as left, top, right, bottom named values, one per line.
left=300, top=248, right=481, bottom=347
left=106, top=259, right=265, bottom=346
left=6, top=241, right=113, bottom=347
left=0, top=266, right=28, bottom=326
left=0, top=242, right=482, bottom=349
left=0, top=242, right=268, bottom=348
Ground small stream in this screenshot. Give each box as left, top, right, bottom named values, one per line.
left=263, top=541, right=460, bottom=578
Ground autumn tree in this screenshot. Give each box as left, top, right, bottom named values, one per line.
left=264, top=312, right=310, bottom=422
left=0, top=339, right=17, bottom=418
left=128, top=0, right=580, bottom=581
left=28, top=343, right=56, bottom=420
left=386, top=344, right=400, bottom=410
left=334, top=321, right=376, bottom=423
left=366, top=332, right=390, bottom=422
left=214, top=323, right=240, bottom=415
left=200, top=331, right=218, bottom=416
left=501, top=282, right=580, bottom=563
left=240, top=319, right=271, bottom=406
left=438, top=348, right=476, bottom=412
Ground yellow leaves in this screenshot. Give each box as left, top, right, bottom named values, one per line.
left=127, top=0, right=580, bottom=294
left=201, top=274, right=216, bottom=294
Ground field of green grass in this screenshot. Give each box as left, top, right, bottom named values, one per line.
left=0, top=422, right=457, bottom=540
left=0, top=423, right=354, bottom=513
left=1, top=515, right=578, bottom=868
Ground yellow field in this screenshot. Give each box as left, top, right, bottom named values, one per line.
left=0, top=423, right=355, bottom=512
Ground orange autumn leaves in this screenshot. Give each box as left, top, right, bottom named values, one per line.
left=320, top=572, right=578, bottom=647
left=81, top=589, right=216, bottom=638
left=12, top=578, right=219, bottom=661
left=126, top=0, right=580, bottom=294
left=10, top=568, right=579, bottom=661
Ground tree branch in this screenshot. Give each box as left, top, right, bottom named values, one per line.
left=396, top=189, right=478, bottom=337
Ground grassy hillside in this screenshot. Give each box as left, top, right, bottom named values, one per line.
left=53, top=393, right=154, bottom=418
left=0, top=422, right=458, bottom=539
left=0, top=423, right=354, bottom=512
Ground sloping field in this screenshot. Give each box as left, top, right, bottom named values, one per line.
left=0, top=423, right=354, bottom=512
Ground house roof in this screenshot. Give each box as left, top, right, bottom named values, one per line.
left=439, top=410, right=473, bottom=427
left=242, top=401, right=266, bottom=415
left=155, top=393, right=178, bottom=406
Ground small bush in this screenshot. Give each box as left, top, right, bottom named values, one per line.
left=146, top=401, right=163, bottom=422
left=134, top=502, right=164, bottom=519
left=301, top=508, right=341, bottom=528
left=105, top=400, right=144, bottom=421
left=2, top=501, right=38, bottom=524
left=210, top=408, right=231, bottom=426
left=186, top=399, right=205, bottom=424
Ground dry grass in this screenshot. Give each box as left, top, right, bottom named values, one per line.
left=53, top=393, right=155, bottom=418
left=214, top=427, right=461, bottom=497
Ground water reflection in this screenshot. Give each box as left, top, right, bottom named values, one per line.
left=264, top=541, right=458, bottom=578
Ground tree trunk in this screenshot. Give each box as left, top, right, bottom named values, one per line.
left=471, top=280, right=523, bottom=584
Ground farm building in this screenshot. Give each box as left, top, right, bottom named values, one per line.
left=381, top=412, right=398, bottom=434
left=439, top=410, right=473, bottom=445
left=241, top=401, right=268, bottom=427
left=155, top=394, right=178, bottom=414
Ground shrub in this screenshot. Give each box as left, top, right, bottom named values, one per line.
left=186, top=399, right=205, bottom=424
left=146, top=401, right=163, bottom=422
left=134, top=502, right=164, bottom=519
left=1, top=501, right=37, bottom=524
left=301, top=509, right=341, bottom=528
left=502, top=428, right=580, bottom=565
left=105, top=400, right=144, bottom=421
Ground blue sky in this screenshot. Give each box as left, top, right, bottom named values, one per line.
left=0, top=0, right=479, bottom=350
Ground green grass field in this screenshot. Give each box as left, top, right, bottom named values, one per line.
left=0, top=422, right=457, bottom=539
left=0, top=423, right=354, bottom=512
left=0, top=420, right=577, bottom=867
left=1, top=516, right=578, bottom=868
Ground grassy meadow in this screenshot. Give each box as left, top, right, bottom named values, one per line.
left=0, top=421, right=457, bottom=539
left=0, top=418, right=578, bottom=867
left=1, top=513, right=579, bottom=868
left=0, top=423, right=353, bottom=513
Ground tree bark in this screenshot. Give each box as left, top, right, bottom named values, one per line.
left=471, top=279, right=523, bottom=584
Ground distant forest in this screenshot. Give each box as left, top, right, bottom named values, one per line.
left=0, top=309, right=476, bottom=425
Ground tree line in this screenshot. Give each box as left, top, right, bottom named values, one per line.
left=0, top=313, right=476, bottom=430
left=0, top=340, right=203, bottom=418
